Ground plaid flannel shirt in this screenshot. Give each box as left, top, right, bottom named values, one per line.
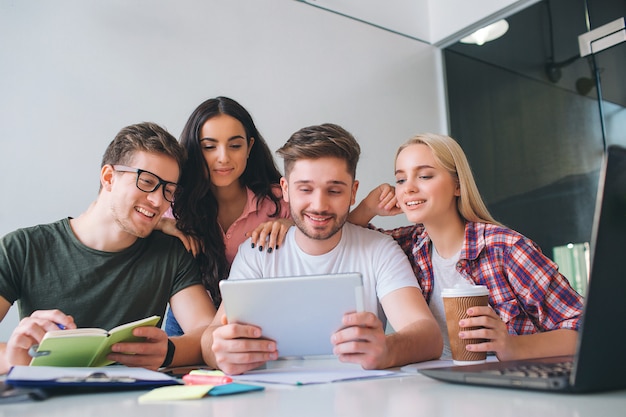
left=379, top=221, right=583, bottom=335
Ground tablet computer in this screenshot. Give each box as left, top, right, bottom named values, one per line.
left=219, top=272, right=364, bottom=358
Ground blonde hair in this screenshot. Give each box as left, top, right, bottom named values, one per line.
left=396, top=133, right=502, bottom=226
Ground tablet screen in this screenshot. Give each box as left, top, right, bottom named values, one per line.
left=219, top=272, right=364, bottom=357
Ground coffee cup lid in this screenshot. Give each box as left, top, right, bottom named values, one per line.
left=441, top=284, right=489, bottom=297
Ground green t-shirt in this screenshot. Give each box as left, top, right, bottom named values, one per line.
left=0, top=218, right=201, bottom=329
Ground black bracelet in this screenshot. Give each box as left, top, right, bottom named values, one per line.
left=160, top=338, right=176, bottom=368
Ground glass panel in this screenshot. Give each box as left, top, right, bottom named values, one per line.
left=588, top=21, right=626, bottom=150
left=443, top=0, right=625, bottom=274
left=553, top=242, right=590, bottom=295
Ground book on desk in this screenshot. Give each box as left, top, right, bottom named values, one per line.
left=28, top=315, right=160, bottom=367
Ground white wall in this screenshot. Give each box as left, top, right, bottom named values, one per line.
left=0, top=0, right=447, bottom=338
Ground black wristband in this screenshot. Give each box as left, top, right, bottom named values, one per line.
left=161, top=338, right=176, bottom=368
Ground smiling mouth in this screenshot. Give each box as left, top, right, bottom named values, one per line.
left=405, top=200, right=425, bottom=207
left=135, top=207, right=155, bottom=218
left=305, top=213, right=333, bottom=223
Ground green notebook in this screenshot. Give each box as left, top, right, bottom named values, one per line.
left=29, top=315, right=160, bottom=367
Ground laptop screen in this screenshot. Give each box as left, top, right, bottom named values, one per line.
left=573, top=144, right=626, bottom=391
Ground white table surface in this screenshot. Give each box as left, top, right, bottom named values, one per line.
left=3, top=358, right=626, bottom=417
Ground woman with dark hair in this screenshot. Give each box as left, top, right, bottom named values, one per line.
left=163, top=96, right=291, bottom=336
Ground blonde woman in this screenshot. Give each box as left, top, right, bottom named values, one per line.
left=348, top=133, right=583, bottom=361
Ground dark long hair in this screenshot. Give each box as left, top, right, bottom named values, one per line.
left=172, top=97, right=282, bottom=308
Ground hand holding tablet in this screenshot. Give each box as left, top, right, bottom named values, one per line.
left=219, top=273, right=364, bottom=358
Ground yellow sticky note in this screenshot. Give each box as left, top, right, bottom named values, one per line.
left=138, top=385, right=213, bottom=403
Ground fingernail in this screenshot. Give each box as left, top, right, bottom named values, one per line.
left=259, top=246, right=263, bottom=252
left=275, top=245, right=279, bottom=250
left=251, top=243, right=255, bottom=249
left=267, top=247, right=273, bottom=253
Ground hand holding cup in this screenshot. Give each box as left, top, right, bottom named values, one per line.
left=442, top=285, right=489, bottom=365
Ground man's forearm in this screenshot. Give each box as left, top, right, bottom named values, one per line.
left=200, top=325, right=220, bottom=369
left=385, top=320, right=443, bottom=368
left=170, top=327, right=207, bottom=367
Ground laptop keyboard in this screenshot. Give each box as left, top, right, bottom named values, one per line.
left=480, top=361, right=573, bottom=378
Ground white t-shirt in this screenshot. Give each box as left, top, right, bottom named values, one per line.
left=228, top=223, right=420, bottom=326
left=429, top=246, right=467, bottom=359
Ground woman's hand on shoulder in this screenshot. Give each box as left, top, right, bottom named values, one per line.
left=246, top=219, right=295, bottom=252
left=156, top=217, right=201, bottom=257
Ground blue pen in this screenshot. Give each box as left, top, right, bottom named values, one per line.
left=57, top=323, right=66, bottom=330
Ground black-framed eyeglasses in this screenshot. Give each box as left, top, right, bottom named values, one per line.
left=113, top=165, right=178, bottom=203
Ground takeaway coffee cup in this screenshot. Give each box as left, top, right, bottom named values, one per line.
left=442, top=285, right=489, bottom=365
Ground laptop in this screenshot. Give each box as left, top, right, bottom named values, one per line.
left=420, top=144, right=626, bottom=393
left=219, top=272, right=364, bottom=358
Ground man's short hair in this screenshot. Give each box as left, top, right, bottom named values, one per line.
left=276, top=123, right=360, bottom=178
left=101, top=122, right=186, bottom=170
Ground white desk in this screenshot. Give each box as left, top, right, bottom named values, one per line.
left=4, top=359, right=626, bottom=417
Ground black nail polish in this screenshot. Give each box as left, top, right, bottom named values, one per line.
left=251, top=243, right=255, bottom=249
left=267, top=247, right=273, bottom=253
left=259, top=246, right=263, bottom=252
left=275, top=245, right=279, bottom=250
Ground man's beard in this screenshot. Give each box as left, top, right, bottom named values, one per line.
left=290, top=209, right=348, bottom=241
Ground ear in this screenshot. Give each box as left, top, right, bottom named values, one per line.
left=101, top=165, right=115, bottom=192
left=280, top=176, right=289, bottom=203
left=454, top=181, right=461, bottom=197
left=350, top=180, right=359, bottom=206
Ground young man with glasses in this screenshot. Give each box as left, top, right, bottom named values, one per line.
left=0, top=122, right=216, bottom=374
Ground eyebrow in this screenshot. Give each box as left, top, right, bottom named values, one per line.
left=293, top=179, right=349, bottom=186
left=199, top=135, right=246, bottom=143
left=395, top=164, right=435, bottom=175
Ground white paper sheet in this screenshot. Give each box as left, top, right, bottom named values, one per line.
left=232, top=366, right=397, bottom=385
